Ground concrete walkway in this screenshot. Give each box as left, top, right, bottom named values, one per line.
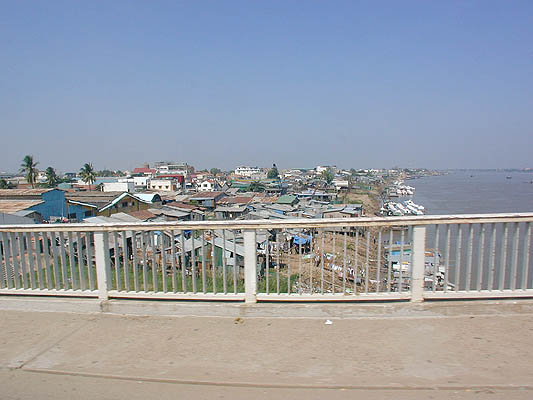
left=1, top=298, right=533, bottom=399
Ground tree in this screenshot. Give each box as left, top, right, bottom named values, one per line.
left=20, top=155, right=39, bottom=188
left=210, top=168, right=221, bottom=176
left=321, top=168, right=335, bottom=186
left=79, top=163, right=96, bottom=188
left=45, top=167, right=59, bottom=187
left=248, top=181, right=266, bottom=193
left=0, top=179, right=10, bottom=189
left=267, top=163, right=279, bottom=179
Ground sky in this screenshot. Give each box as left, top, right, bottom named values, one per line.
left=1, top=0, right=532, bottom=173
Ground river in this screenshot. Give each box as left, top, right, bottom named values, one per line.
left=406, top=170, right=533, bottom=215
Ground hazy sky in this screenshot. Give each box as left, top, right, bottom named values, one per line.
left=1, top=1, right=532, bottom=173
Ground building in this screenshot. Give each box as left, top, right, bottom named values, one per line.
left=187, top=191, right=225, bottom=209
left=65, top=192, right=154, bottom=221
left=214, top=205, right=249, bottom=220
left=275, top=195, right=299, bottom=206
left=149, top=179, right=180, bottom=192
left=197, top=179, right=220, bottom=192
left=131, top=167, right=156, bottom=177
left=316, top=165, right=336, bottom=174
left=234, top=166, right=261, bottom=177
left=103, top=181, right=135, bottom=193
left=0, top=189, right=67, bottom=221
left=154, top=162, right=193, bottom=177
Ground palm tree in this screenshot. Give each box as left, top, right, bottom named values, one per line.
left=45, top=167, right=59, bottom=187
left=20, top=155, right=39, bottom=188
left=79, top=163, right=96, bottom=188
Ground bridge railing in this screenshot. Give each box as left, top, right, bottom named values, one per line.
left=0, top=213, right=531, bottom=302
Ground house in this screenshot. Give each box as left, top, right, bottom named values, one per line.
left=165, top=201, right=205, bottom=220
left=0, top=189, right=67, bottom=221
left=275, top=195, right=299, bottom=206
left=218, top=196, right=254, bottom=206
left=148, top=207, right=192, bottom=221
left=322, top=204, right=363, bottom=218
left=65, top=192, right=153, bottom=221
left=187, top=191, right=225, bottom=210
left=149, top=179, right=179, bottom=192
left=196, top=179, right=220, bottom=192
left=295, top=190, right=337, bottom=203
left=214, top=205, right=249, bottom=220
left=127, top=209, right=159, bottom=222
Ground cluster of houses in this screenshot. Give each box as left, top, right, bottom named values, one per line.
left=0, top=162, right=419, bottom=226
left=0, top=187, right=363, bottom=226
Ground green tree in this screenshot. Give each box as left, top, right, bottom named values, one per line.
left=79, top=163, right=96, bottom=188
left=321, top=168, right=335, bottom=186
left=248, top=181, right=266, bottom=192
left=20, top=155, right=39, bottom=188
left=0, top=179, right=10, bottom=189
left=45, top=167, right=59, bottom=187
left=210, top=168, right=221, bottom=176
left=267, top=163, right=279, bottom=179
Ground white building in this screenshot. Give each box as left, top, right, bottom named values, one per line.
left=149, top=179, right=179, bottom=192
left=197, top=179, right=219, bottom=192
left=316, top=165, right=336, bottom=174
left=103, top=181, right=136, bottom=193
left=119, top=176, right=150, bottom=189
left=234, top=166, right=262, bottom=177
left=154, top=162, right=192, bottom=177
left=332, top=179, right=349, bottom=190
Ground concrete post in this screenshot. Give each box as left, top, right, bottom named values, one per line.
left=411, top=226, right=426, bottom=302
left=243, top=229, right=257, bottom=304
left=94, top=232, right=111, bottom=301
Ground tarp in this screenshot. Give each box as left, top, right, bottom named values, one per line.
left=293, top=234, right=312, bottom=245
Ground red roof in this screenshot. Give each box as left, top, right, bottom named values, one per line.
left=132, top=167, right=156, bottom=174
left=128, top=210, right=157, bottom=220
left=188, top=191, right=224, bottom=199
left=165, top=201, right=200, bottom=210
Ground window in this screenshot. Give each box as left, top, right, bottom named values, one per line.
left=122, top=202, right=128, bottom=207
left=68, top=213, right=76, bottom=219
left=85, top=211, right=93, bottom=217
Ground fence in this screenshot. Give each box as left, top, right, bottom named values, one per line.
left=0, top=213, right=532, bottom=303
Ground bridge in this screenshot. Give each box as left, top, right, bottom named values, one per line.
left=1, top=213, right=532, bottom=398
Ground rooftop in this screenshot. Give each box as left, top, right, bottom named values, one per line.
left=0, top=200, right=44, bottom=213
left=0, top=188, right=56, bottom=197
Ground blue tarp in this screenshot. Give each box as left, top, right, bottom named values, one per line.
left=293, top=234, right=312, bottom=245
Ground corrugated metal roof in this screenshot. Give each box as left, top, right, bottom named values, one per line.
left=0, top=188, right=55, bottom=197
left=0, top=212, right=36, bottom=225
left=0, top=200, right=44, bottom=213
left=214, top=205, right=248, bottom=213
left=128, top=210, right=157, bottom=220
left=188, top=191, right=224, bottom=199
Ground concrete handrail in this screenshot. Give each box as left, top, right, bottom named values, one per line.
left=1, top=212, right=533, bottom=232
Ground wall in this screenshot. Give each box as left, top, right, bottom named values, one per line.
left=29, top=190, right=66, bottom=220
left=103, top=182, right=135, bottom=193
